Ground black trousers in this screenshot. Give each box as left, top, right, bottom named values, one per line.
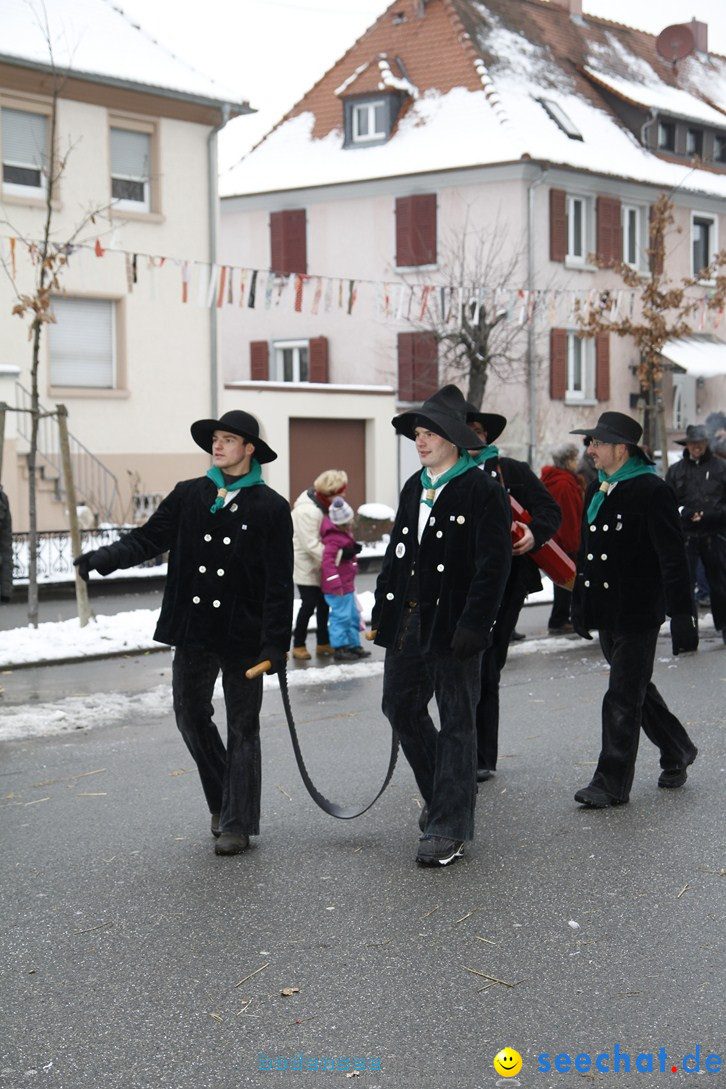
left=588, top=627, right=697, bottom=802
left=475, top=588, right=526, bottom=771
left=686, top=533, right=726, bottom=632
left=172, top=645, right=263, bottom=835
left=293, top=584, right=330, bottom=647
left=382, top=606, right=481, bottom=841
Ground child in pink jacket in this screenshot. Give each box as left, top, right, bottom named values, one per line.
left=321, top=497, right=371, bottom=662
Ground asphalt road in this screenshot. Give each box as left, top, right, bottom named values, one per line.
left=1, top=617, right=724, bottom=1089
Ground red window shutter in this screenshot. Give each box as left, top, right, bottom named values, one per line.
left=595, top=333, right=610, bottom=401
left=649, top=205, right=664, bottom=275
left=596, top=196, right=622, bottom=265
left=250, top=340, right=269, bottom=381
left=397, top=332, right=416, bottom=400
left=550, top=328, right=567, bottom=400
left=396, top=197, right=414, bottom=267
left=269, top=209, right=307, bottom=274
left=412, top=332, right=438, bottom=399
left=411, top=194, right=437, bottom=266
left=550, top=189, right=567, bottom=263
left=309, top=336, right=329, bottom=383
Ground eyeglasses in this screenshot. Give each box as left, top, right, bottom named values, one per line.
left=587, top=439, right=610, bottom=448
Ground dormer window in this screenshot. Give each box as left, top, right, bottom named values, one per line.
left=538, top=99, right=583, bottom=141
left=686, top=128, right=703, bottom=157
left=658, top=121, right=676, bottom=151
left=716, top=136, right=726, bottom=164
left=353, top=100, right=387, bottom=143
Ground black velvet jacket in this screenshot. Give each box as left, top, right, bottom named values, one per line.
left=572, top=473, right=692, bottom=633
left=666, top=448, right=726, bottom=536
left=96, top=477, right=293, bottom=656
left=372, top=467, right=512, bottom=654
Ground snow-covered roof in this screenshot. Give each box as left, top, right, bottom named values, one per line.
left=1, top=0, right=247, bottom=109
left=220, top=0, right=726, bottom=199
left=661, top=336, right=726, bottom=378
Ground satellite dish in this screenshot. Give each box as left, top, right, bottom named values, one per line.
left=656, top=24, right=695, bottom=62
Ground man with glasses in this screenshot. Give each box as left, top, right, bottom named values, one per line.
left=568, top=412, right=698, bottom=808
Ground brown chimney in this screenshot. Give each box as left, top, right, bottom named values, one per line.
left=549, top=0, right=583, bottom=14
left=689, top=19, right=708, bottom=52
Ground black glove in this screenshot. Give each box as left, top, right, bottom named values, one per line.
left=671, top=614, right=698, bottom=656
left=73, top=547, right=114, bottom=582
left=259, top=647, right=287, bottom=676
left=450, top=626, right=488, bottom=660
left=340, top=542, right=363, bottom=560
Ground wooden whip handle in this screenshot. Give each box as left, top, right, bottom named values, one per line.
left=365, top=629, right=377, bottom=641
left=246, top=660, right=271, bottom=679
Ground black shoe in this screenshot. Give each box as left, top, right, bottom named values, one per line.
left=574, top=785, right=628, bottom=808
left=211, top=813, right=221, bottom=838
left=548, top=623, right=575, bottom=634
left=214, top=832, right=250, bottom=856
left=348, top=645, right=371, bottom=658
left=658, top=747, right=697, bottom=789
left=509, top=630, right=526, bottom=642
left=416, top=835, right=464, bottom=866
left=418, top=805, right=428, bottom=832
left=477, top=767, right=494, bottom=782
left=333, top=647, right=359, bottom=662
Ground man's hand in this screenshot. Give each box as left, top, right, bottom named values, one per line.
left=450, top=626, right=487, bottom=660
left=512, top=523, right=535, bottom=556
left=258, top=648, right=287, bottom=675
left=671, top=614, right=698, bottom=656
left=73, top=547, right=114, bottom=582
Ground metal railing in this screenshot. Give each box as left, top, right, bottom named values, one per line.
left=10, top=528, right=165, bottom=583
left=14, top=382, right=121, bottom=523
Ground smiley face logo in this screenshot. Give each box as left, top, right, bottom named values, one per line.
left=493, top=1047, right=522, bottom=1077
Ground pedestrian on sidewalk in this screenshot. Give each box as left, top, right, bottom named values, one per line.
left=540, top=442, right=585, bottom=633
left=74, top=409, right=293, bottom=856
left=321, top=496, right=369, bottom=662
left=465, top=404, right=561, bottom=782
left=290, top=469, right=348, bottom=661
left=0, top=483, right=13, bottom=604
left=570, top=411, right=698, bottom=808
left=371, top=385, right=512, bottom=867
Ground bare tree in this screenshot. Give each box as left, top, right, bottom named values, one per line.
left=576, top=194, right=726, bottom=462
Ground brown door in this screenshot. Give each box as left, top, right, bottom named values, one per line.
left=289, top=418, right=366, bottom=508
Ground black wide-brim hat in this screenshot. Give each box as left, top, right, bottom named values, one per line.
left=392, top=384, right=484, bottom=449
left=675, top=424, right=708, bottom=446
left=465, top=402, right=507, bottom=444
left=191, top=409, right=277, bottom=463
left=570, top=411, right=654, bottom=464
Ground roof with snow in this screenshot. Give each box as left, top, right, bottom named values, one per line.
left=0, top=0, right=248, bottom=112
left=221, top=0, right=726, bottom=199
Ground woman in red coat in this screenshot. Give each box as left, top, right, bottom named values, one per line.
left=540, top=443, right=584, bottom=633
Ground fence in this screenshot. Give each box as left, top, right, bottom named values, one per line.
left=10, top=528, right=165, bottom=584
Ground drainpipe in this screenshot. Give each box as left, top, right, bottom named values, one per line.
left=527, top=164, right=547, bottom=466
left=208, top=104, right=231, bottom=418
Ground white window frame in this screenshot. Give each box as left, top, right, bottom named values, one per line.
left=566, top=194, right=590, bottom=264
left=622, top=203, right=647, bottom=271
left=691, top=212, right=718, bottom=281
left=658, top=121, right=675, bottom=151
left=1, top=104, right=49, bottom=198
left=565, top=332, right=595, bottom=402
left=672, top=374, right=696, bottom=432
left=272, top=339, right=310, bottom=383
left=48, top=296, right=116, bottom=389
left=352, top=99, right=387, bottom=144
left=109, top=119, right=154, bottom=213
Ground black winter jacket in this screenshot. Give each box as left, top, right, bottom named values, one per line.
left=94, top=477, right=293, bottom=656
left=372, top=467, right=512, bottom=654
left=666, top=448, right=726, bottom=536
left=572, top=473, right=692, bottom=633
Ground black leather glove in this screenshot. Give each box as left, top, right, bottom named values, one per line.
left=450, top=626, right=488, bottom=660
left=73, top=547, right=115, bottom=582
left=259, top=647, right=287, bottom=676
left=671, top=614, right=698, bottom=655
left=340, top=542, right=363, bottom=560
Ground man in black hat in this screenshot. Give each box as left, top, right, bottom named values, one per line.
left=371, top=385, right=512, bottom=866
left=465, top=405, right=561, bottom=781
left=666, top=423, right=726, bottom=643
left=74, top=410, right=293, bottom=855
left=569, top=411, right=698, bottom=808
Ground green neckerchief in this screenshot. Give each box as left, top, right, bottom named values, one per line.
left=471, top=444, right=500, bottom=466
left=420, top=452, right=476, bottom=508
left=206, top=459, right=264, bottom=514
left=586, top=456, right=655, bottom=524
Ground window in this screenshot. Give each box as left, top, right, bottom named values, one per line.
left=48, top=297, right=115, bottom=388
left=672, top=375, right=696, bottom=432
left=1, top=106, right=48, bottom=195
left=395, top=194, right=437, bottom=267
left=566, top=333, right=592, bottom=400
left=567, top=195, right=587, bottom=262
left=686, top=129, right=703, bottom=157
left=397, top=332, right=438, bottom=401
left=273, top=340, right=309, bottom=383
left=538, top=99, right=583, bottom=141
left=550, top=329, right=609, bottom=402
left=658, top=121, right=675, bottom=151
left=352, top=100, right=387, bottom=143
left=692, top=214, right=717, bottom=278
left=110, top=126, right=151, bottom=211
left=252, top=337, right=329, bottom=383
left=622, top=204, right=645, bottom=269
left=270, top=209, right=307, bottom=275
left=716, top=136, right=726, bottom=164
